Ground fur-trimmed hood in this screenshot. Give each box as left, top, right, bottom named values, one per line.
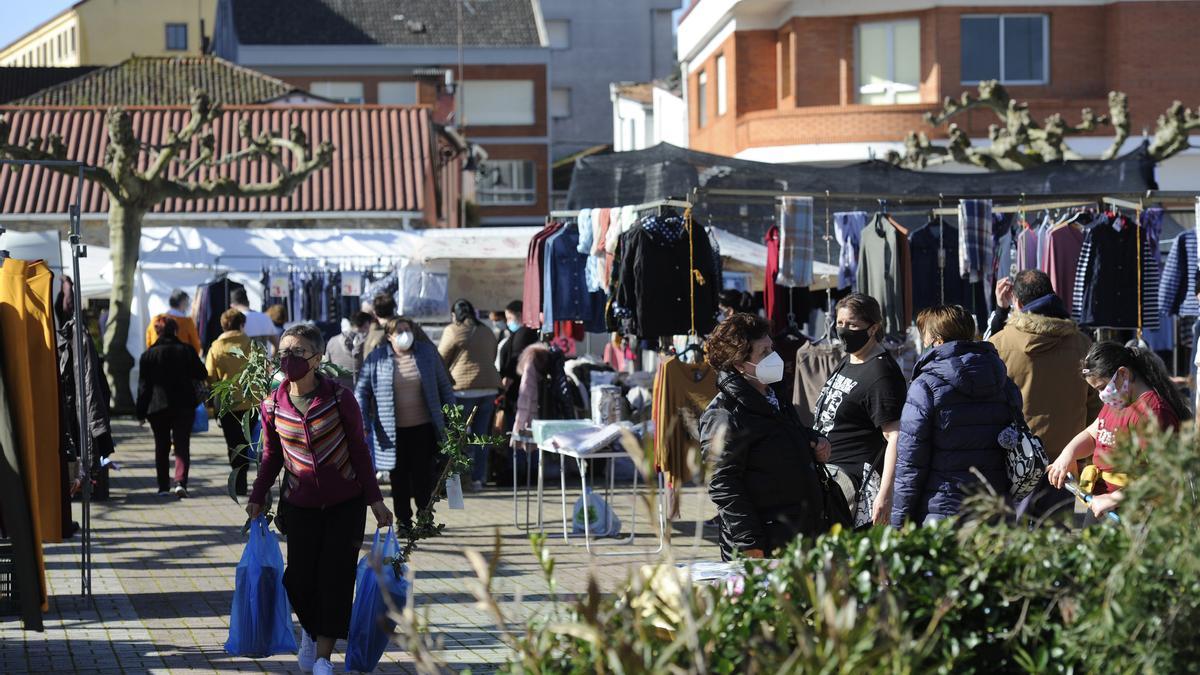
left=1004, top=309, right=1085, bottom=356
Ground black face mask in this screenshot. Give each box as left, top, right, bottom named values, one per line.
left=838, top=326, right=873, bottom=353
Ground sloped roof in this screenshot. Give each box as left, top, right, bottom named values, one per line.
left=0, top=67, right=100, bottom=104
left=0, top=105, right=438, bottom=216
left=229, top=0, right=544, bottom=47
left=12, top=56, right=302, bottom=106
left=614, top=82, right=654, bottom=104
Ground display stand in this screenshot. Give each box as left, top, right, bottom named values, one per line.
left=0, top=159, right=91, bottom=597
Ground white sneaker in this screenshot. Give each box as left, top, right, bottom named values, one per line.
left=297, top=630, right=316, bottom=672
left=172, top=485, right=188, bottom=499
left=312, top=657, right=334, bottom=675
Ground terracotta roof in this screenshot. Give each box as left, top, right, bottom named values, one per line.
left=0, top=105, right=438, bottom=216
left=12, top=56, right=303, bottom=106
left=0, top=67, right=100, bottom=104
left=229, top=0, right=544, bottom=47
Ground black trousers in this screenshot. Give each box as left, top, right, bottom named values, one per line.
left=218, top=410, right=250, bottom=495
left=389, top=423, right=438, bottom=526
left=282, top=494, right=367, bottom=640
left=147, top=408, right=193, bottom=491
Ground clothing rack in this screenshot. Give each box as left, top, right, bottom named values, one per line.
left=211, top=254, right=405, bottom=273
left=0, top=158, right=92, bottom=600
left=549, top=209, right=581, bottom=218
left=632, top=198, right=692, bottom=212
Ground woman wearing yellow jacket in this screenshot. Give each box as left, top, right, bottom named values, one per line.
left=206, top=309, right=254, bottom=495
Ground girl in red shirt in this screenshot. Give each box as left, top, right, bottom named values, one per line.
left=1046, top=342, right=1190, bottom=519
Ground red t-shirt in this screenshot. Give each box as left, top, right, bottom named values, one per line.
left=1093, top=390, right=1179, bottom=472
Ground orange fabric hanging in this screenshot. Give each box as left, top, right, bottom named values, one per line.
left=0, top=260, right=64, bottom=573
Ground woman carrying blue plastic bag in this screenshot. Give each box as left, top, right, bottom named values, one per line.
left=225, top=516, right=296, bottom=657
left=345, top=527, right=411, bottom=672
left=245, top=324, right=393, bottom=675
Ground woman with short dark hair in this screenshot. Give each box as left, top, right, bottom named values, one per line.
left=206, top=308, right=253, bottom=495
left=891, top=305, right=1021, bottom=527
left=701, top=312, right=832, bottom=560
left=137, top=315, right=208, bottom=497
left=246, top=323, right=392, bottom=675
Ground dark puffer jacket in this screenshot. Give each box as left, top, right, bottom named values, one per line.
left=891, top=341, right=1020, bottom=527
left=702, top=371, right=825, bottom=559
left=136, top=334, right=208, bottom=420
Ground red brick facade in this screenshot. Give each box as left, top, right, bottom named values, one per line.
left=688, top=2, right=1200, bottom=157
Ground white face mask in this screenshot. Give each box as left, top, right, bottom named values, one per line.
left=392, top=331, right=414, bottom=351
left=745, top=351, right=785, bottom=385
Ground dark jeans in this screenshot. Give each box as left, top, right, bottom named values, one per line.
left=389, top=423, right=438, bottom=526
left=148, top=409, right=193, bottom=491
left=456, top=394, right=496, bottom=484
left=282, top=494, right=367, bottom=640
left=218, top=410, right=250, bottom=495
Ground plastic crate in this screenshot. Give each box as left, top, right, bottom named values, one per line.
left=0, top=539, right=17, bottom=616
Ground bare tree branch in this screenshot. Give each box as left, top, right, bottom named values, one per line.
left=1148, top=100, right=1200, bottom=160
left=160, top=139, right=333, bottom=200
left=145, top=91, right=220, bottom=182
left=0, top=116, right=120, bottom=194
left=1101, top=92, right=1131, bottom=160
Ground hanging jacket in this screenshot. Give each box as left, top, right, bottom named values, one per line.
left=250, top=375, right=384, bottom=509
left=891, top=341, right=1019, bottom=527
left=57, top=319, right=111, bottom=442
left=205, top=330, right=254, bottom=412
left=702, top=371, right=825, bottom=560
left=136, top=334, right=207, bottom=420
left=356, top=340, right=456, bottom=471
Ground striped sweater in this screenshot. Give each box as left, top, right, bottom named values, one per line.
left=249, top=376, right=383, bottom=509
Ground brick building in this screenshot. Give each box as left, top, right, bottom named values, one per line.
left=213, top=0, right=550, bottom=225
left=677, top=0, right=1200, bottom=187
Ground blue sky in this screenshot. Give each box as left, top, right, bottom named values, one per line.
left=1, top=0, right=77, bottom=52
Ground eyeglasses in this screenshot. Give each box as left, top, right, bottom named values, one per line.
left=278, top=348, right=314, bottom=359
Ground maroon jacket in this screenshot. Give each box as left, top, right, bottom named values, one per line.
left=249, top=376, right=383, bottom=509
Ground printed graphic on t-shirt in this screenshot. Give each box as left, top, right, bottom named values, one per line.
left=1096, top=418, right=1117, bottom=449
left=815, top=373, right=858, bottom=435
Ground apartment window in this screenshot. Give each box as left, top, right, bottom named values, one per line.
left=165, top=23, right=188, bottom=51
left=57, top=33, right=64, bottom=59
left=459, top=80, right=535, bottom=125
left=961, top=15, right=1048, bottom=84
left=546, top=20, right=570, bottom=49
left=856, top=19, right=920, bottom=105
left=477, top=159, right=536, bottom=205
left=551, top=87, right=571, bottom=118
left=696, top=70, right=708, bottom=127
left=311, top=81, right=365, bottom=103
left=716, top=54, right=727, bottom=115
left=378, top=82, right=418, bottom=104
left=70, top=26, right=76, bottom=54
left=779, top=32, right=793, bottom=98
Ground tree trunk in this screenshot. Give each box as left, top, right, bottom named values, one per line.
left=102, top=202, right=145, bottom=412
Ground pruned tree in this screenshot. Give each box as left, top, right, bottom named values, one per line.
left=0, top=91, right=333, bottom=409
left=888, top=80, right=1200, bottom=170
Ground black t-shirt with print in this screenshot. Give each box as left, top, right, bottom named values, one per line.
left=812, top=351, right=907, bottom=484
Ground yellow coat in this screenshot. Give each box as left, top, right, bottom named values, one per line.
left=205, top=330, right=254, bottom=412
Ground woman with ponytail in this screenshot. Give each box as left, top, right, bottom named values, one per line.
left=1046, top=341, right=1191, bottom=519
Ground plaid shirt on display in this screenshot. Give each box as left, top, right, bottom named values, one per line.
left=958, top=199, right=994, bottom=283
left=777, top=196, right=814, bottom=287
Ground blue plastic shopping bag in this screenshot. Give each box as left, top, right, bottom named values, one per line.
left=225, top=517, right=298, bottom=657
left=192, top=403, right=209, bottom=434
left=345, top=527, right=411, bottom=673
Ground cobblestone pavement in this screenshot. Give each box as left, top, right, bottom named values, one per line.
left=1, top=419, right=719, bottom=673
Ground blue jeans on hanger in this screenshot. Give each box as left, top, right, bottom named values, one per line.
left=455, top=394, right=496, bottom=485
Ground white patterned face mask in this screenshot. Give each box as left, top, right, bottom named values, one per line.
left=1098, top=369, right=1131, bottom=409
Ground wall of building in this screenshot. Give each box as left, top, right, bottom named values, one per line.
left=539, top=0, right=679, bottom=160
left=685, top=1, right=1200, bottom=160
left=1, top=0, right=220, bottom=66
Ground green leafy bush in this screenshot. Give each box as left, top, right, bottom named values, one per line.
left=498, top=427, right=1200, bottom=674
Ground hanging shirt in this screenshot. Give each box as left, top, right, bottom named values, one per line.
left=1161, top=230, right=1199, bottom=317
left=776, top=196, right=815, bottom=287
left=908, top=218, right=969, bottom=313
left=1045, top=224, right=1085, bottom=317
left=547, top=223, right=607, bottom=332
left=1072, top=213, right=1161, bottom=330
left=957, top=199, right=994, bottom=283
left=521, top=222, right=563, bottom=329
left=857, top=213, right=909, bottom=337
left=652, top=357, right=717, bottom=486
left=834, top=211, right=867, bottom=291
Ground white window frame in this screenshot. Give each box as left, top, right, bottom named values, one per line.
left=165, top=22, right=188, bottom=51
left=696, top=70, right=708, bottom=128
left=855, top=19, right=921, bottom=105
left=716, top=54, right=727, bottom=116
left=310, top=81, right=366, bottom=103
left=477, top=159, right=537, bottom=206
left=546, top=19, right=570, bottom=50
left=960, top=14, right=1050, bottom=86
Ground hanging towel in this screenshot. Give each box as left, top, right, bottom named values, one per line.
left=958, top=199, right=994, bottom=283
left=834, top=211, right=867, bottom=290
left=776, top=197, right=815, bottom=287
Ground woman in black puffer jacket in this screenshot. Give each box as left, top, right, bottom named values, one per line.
left=700, top=313, right=832, bottom=560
